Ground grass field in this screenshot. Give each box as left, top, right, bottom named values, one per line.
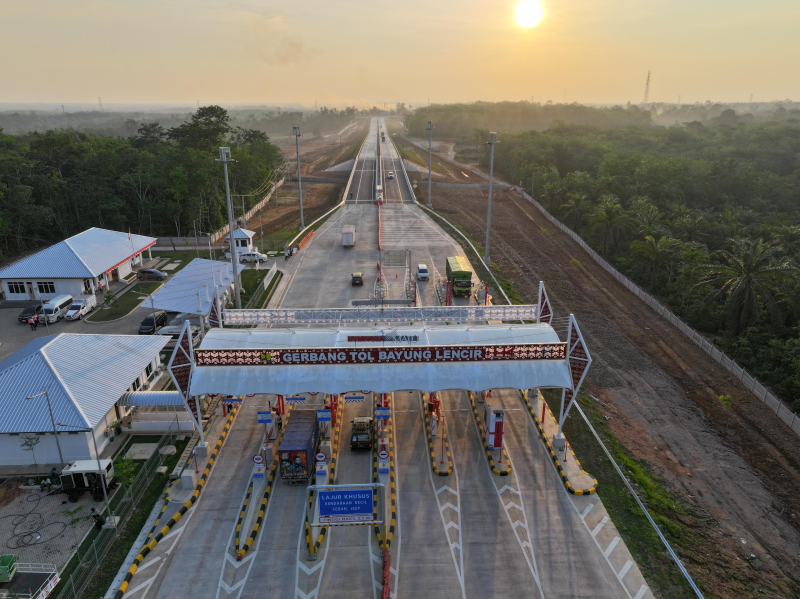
left=152, top=250, right=213, bottom=271
left=86, top=282, right=162, bottom=322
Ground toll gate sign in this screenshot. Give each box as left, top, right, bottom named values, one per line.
left=318, top=489, right=374, bottom=523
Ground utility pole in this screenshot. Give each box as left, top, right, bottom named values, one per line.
left=484, top=132, right=498, bottom=266
left=217, top=147, right=242, bottom=309
left=293, top=126, right=305, bottom=229
left=241, top=195, right=246, bottom=228
left=426, top=121, right=434, bottom=207
left=643, top=71, right=651, bottom=103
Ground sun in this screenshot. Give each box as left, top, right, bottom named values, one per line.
left=515, top=0, right=544, bottom=28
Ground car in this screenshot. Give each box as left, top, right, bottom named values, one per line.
left=387, top=172, right=394, bottom=179
left=239, top=251, right=268, bottom=263
left=65, top=296, right=97, bottom=320
left=349, top=417, right=374, bottom=450
left=351, top=272, right=363, bottom=286
left=417, top=264, right=429, bottom=281
left=137, top=268, right=167, bottom=281
left=138, top=310, right=168, bottom=334
left=18, top=303, right=43, bottom=324
left=156, top=324, right=201, bottom=349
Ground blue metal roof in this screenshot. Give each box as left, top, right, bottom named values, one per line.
left=0, top=227, right=157, bottom=280
left=150, top=258, right=234, bottom=316
left=118, top=391, right=184, bottom=407
left=0, top=334, right=170, bottom=433
left=225, top=228, right=255, bottom=240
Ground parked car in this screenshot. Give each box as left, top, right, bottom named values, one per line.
left=138, top=310, right=168, bottom=334
left=239, top=251, right=268, bottom=263
left=387, top=172, right=394, bottom=179
left=156, top=324, right=201, bottom=349
left=351, top=272, right=363, bottom=286
left=41, top=295, right=74, bottom=323
left=65, top=295, right=97, bottom=320
left=349, top=417, right=374, bottom=450
left=18, top=303, right=43, bottom=324
left=137, top=268, right=167, bottom=281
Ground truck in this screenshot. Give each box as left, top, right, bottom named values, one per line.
left=342, top=225, right=356, bottom=247
left=279, top=410, right=320, bottom=483
left=65, top=294, right=97, bottom=320
left=446, top=256, right=474, bottom=298
left=59, top=459, right=117, bottom=503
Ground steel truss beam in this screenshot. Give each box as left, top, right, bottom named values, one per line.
left=223, top=305, right=537, bottom=325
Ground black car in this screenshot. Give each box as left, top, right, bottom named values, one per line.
left=138, top=310, right=168, bottom=334
left=350, top=417, right=374, bottom=450
left=137, top=268, right=167, bottom=281
left=18, top=303, right=43, bottom=324
left=351, top=272, right=363, bottom=286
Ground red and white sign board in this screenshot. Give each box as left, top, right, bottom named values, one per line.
left=253, top=454, right=264, bottom=465
left=378, top=450, right=389, bottom=460
left=316, top=452, right=327, bottom=462
left=195, top=343, right=567, bottom=366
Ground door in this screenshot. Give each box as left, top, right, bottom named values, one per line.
left=27, top=282, right=35, bottom=300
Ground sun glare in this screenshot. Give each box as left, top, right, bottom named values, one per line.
left=515, top=0, right=544, bottom=28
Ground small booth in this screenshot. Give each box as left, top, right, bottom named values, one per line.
left=482, top=398, right=505, bottom=450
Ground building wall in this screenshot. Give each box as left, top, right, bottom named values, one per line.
left=2, top=278, right=84, bottom=301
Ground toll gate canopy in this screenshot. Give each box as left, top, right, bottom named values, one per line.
left=188, top=324, right=575, bottom=396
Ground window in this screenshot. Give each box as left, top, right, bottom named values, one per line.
left=131, top=377, right=141, bottom=391
left=83, top=279, right=93, bottom=293
left=145, top=363, right=154, bottom=377
left=37, top=282, right=55, bottom=294
left=8, top=282, right=25, bottom=294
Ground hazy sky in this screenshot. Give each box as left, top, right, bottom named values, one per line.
left=2, top=0, right=798, bottom=107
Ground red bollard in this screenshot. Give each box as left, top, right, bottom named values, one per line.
left=222, top=403, right=226, bottom=417
left=541, top=401, right=546, bottom=424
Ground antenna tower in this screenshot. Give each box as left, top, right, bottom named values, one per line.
left=98, top=96, right=103, bottom=111
left=643, top=71, right=650, bottom=103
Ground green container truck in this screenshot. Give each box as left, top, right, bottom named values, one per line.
left=446, top=256, right=473, bottom=298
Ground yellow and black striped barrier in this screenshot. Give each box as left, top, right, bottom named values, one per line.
left=468, top=392, right=511, bottom=476
left=420, top=392, right=453, bottom=476
left=115, top=407, right=238, bottom=598
left=372, top=394, right=397, bottom=550
left=310, top=394, right=344, bottom=557
left=519, top=390, right=597, bottom=495
left=233, top=479, right=254, bottom=550
left=239, top=406, right=293, bottom=558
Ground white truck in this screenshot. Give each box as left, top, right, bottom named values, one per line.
left=65, top=295, right=97, bottom=320
left=342, top=225, right=356, bottom=247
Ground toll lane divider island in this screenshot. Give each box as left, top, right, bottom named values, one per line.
left=372, top=393, right=397, bottom=550
left=468, top=392, right=512, bottom=476
left=310, top=394, right=344, bottom=557
left=421, top=392, right=454, bottom=477
left=519, top=389, right=597, bottom=495
left=114, top=407, right=239, bottom=599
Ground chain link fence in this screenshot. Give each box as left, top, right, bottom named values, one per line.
left=517, top=189, right=800, bottom=438
left=55, top=427, right=179, bottom=599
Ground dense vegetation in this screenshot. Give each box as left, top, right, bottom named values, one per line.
left=463, top=109, right=800, bottom=408
left=0, top=105, right=284, bottom=260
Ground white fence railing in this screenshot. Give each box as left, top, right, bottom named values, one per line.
left=516, top=188, right=800, bottom=438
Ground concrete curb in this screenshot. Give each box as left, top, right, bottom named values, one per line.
left=420, top=392, right=453, bottom=476
left=233, top=479, right=254, bottom=549
left=372, top=394, right=397, bottom=550
left=467, top=393, right=512, bottom=476
left=311, top=394, right=344, bottom=555
left=113, top=408, right=238, bottom=599
left=519, top=390, right=597, bottom=495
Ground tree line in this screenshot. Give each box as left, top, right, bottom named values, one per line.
left=0, top=105, right=284, bottom=261
left=471, top=115, right=800, bottom=409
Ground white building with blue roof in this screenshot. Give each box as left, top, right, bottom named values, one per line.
left=0, top=333, right=171, bottom=466
left=224, top=228, right=256, bottom=255
left=0, top=227, right=157, bottom=302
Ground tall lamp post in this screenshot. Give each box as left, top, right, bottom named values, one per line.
left=26, top=390, right=63, bottom=466
left=293, top=126, right=305, bottom=230
left=426, top=121, right=434, bottom=207
left=483, top=132, right=498, bottom=266
left=217, top=147, right=242, bottom=309
left=57, top=422, right=115, bottom=527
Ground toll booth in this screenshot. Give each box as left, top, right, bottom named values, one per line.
left=482, top=398, right=505, bottom=450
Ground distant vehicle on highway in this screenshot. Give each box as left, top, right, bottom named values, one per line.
left=17, top=303, right=43, bottom=324
left=239, top=251, right=268, bottom=263
left=342, top=225, right=356, bottom=247
left=351, top=272, right=363, bottom=286
left=417, top=264, right=429, bottom=281
left=446, top=256, right=473, bottom=298
left=65, top=295, right=97, bottom=320
left=387, top=172, right=394, bottom=179
left=137, top=268, right=167, bottom=281
left=350, top=417, right=374, bottom=450
left=138, top=310, right=168, bottom=334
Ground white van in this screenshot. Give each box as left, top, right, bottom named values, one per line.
left=417, top=264, right=429, bottom=281
left=65, top=295, right=97, bottom=320
left=42, top=294, right=74, bottom=323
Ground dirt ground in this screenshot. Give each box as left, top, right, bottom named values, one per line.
left=431, top=185, right=800, bottom=598
left=273, top=119, right=369, bottom=176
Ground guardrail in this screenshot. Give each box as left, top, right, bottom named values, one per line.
left=515, top=188, right=800, bottom=439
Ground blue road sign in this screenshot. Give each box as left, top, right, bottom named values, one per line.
left=376, top=407, right=390, bottom=420
left=318, top=489, right=374, bottom=523
left=257, top=411, right=272, bottom=424
left=253, top=472, right=264, bottom=479
left=317, top=409, right=332, bottom=422
left=222, top=397, right=243, bottom=404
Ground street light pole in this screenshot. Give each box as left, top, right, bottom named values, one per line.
left=426, top=121, right=434, bottom=207
left=293, top=126, right=305, bottom=230
left=26, top=390, right=63, bottom=466
left=484, top=132, right=498, bottom=265
left=217, top=147, right=242, bottom=309
left=58, top=422, right=114, bottom=526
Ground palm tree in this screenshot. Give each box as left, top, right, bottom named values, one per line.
left=560, top=192, right=591, bottom=230
left=540, top=182, right=564, bottom=214
left=772, top=225, right=800, bottom=260
left=630, top=235, right=682, bottom=288
left=697, top=239, right=799, bottom=335
left=673, top=213, right=709, bottom=243
left=588, top=195, right=631, bottom=254
left=630, top=197, right=669, bottom=238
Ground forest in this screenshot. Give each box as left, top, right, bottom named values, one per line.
left=0, top=105, right=284, bottom=261
left=464, top=110, right=800, bottom=409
